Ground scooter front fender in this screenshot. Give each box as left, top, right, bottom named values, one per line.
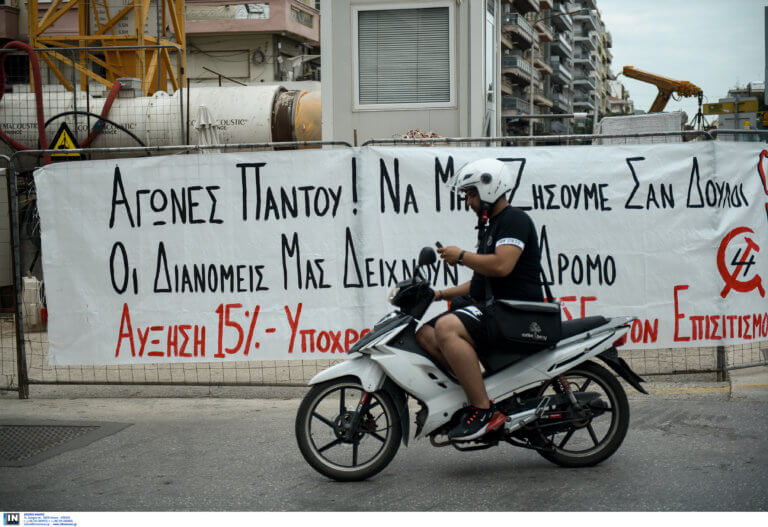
left=308, top=355, right=386, bottom=392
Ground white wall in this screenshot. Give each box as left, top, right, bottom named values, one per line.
left=322, top=0, right=489, bottom=144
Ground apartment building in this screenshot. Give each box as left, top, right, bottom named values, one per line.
left=500, top=0, right=562, bottom=136
left=186, top=0, right=320, bottom=86
left=571, top=0, right=627, bottom=132
left=499, top=0, right=629, bottom=137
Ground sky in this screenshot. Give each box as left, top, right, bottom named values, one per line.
left=598, top=0, right=765, bottom=124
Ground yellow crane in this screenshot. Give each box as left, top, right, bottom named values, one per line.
left=27, top=0, right=185, bottom=95
left=622, top=66, right=702, bottom=113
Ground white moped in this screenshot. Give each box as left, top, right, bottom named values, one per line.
left=295, top=247, right=646, bottom=481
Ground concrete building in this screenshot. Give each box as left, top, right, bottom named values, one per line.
left=607, top=79, right=634, bottom=115
left=499, top=0, right=556, bottom=136
left=186, top=0, right=320, bottom=86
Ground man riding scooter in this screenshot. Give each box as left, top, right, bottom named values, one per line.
left=416, top=158, right=545, bottom=441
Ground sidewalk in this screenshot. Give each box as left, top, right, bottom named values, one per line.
left=2, top=365, right=767, bottom=401
left=728, top=364, right=768, bottom=401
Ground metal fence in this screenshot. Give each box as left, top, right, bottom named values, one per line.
left=1, top=131, right=767, bottom=398
left=0, top=45, right=185, bottom=169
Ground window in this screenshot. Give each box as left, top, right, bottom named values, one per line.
left=354, top=4, right=454, bottom=109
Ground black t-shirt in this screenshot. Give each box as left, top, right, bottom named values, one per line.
left=469, top=206, right=544, bottom=302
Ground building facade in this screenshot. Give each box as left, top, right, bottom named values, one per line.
left=186, top=0, right=320, bottom=86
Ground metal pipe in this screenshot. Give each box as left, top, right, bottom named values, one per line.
left=710, top=129, right=768, bottom=137
left=22, top=44, right=184, bottom=52
left=362, top=130, right=714, bottom=146
left=3, top=156, right=29, bottom=399
left=725, top=361, right=768, bottom=371
left=202, top=66, right=247, bottom=87
left=512, top=113, right=592, bottom=119
left=11, top=140, right=354, bottom=158
left=717, top=345, right=726, bottom=382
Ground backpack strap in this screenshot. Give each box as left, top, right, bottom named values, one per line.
left=539, top=265, right=555, bottom=303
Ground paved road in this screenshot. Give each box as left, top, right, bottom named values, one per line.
left=1, top=379, right=766, bottom=512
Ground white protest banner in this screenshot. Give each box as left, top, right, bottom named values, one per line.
left=36, top=142, right=768, bottom=365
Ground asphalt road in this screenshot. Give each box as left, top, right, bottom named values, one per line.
left=1, top=382, right=766, bottom=512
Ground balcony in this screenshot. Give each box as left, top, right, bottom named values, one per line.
left=0, top=5, right=19, bottom=40
left=550, top=61, right=573, bottom=84
left=573, top=55, right=596, bottom=69
left=550, top=32, right=573, bottom=57
left=502, top=55, right=541, bottom=82
left=552, top=4, right=573, bottom=31
left=502, top=95, right=530, bottom=112
left=605, top=31, right=613, bottom=48
left=574, top=34, right=597, bottom=51
left=573, top=95, right=595, bottom=112
left=528, top=85, right=553, bottom=108
left=574, top=76, right=596, bottom=91
left=186, top=0, right=320, bottom=43
left=512, top=0, right=541, bottom=15
left=533, top=48, right=552, bottom=75
left=534, top=19, right=554, bottom=42
left=574, top=11, right=599, bottom=33
left=551, top=92, right=571, bottom=111
left=502, top=13, right=536, bottom=48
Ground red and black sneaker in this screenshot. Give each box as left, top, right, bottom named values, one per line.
left=448, top=403, right=506, bottom=441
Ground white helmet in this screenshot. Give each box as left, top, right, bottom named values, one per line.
left=447, top=158, right=511, bottom=208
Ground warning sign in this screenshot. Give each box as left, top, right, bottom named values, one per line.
left=49, top=123, right=84, bottom=160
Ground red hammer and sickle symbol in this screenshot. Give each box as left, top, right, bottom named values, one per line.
left=718, top=226, right=765, bottom=298
left=759, top=150, right=768, bottom=223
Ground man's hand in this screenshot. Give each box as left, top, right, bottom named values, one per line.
left=437, top=245, right=462, bottom=266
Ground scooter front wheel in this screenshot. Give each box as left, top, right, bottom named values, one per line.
left=295, top=376, right=402, bottom=481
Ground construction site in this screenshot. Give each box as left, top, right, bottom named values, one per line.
left=0, top=1, right=766, bottom=517
left=0, top=0, right=764, bottom=412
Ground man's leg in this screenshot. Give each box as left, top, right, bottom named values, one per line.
left=415, top=325, right=453, bottom=372
left=433, top=314, right=490, bottom=409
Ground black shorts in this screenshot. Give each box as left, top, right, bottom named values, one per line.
left=424, top=295, right=492, bottom=353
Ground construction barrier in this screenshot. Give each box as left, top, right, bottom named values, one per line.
left=3, top=132, right=767, bottom=397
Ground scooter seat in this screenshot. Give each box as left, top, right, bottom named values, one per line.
left=560, top=316, right=609, bottom=340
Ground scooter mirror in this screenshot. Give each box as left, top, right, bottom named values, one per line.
left=418, top=247, right=437, bottom=267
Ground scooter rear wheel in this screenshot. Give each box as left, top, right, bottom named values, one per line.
left=295, top=376, right=402, bottom=481
left=533, top=360, right=630, bottom=467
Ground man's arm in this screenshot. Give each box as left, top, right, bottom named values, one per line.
left=438, top=245, right=522, bottom=277
left=434, top=280, right=471, bottom=301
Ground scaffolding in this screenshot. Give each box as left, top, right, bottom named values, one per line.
left=27, top=0, right=185, bottom=95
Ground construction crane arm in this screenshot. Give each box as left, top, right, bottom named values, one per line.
left=622, top=66, right=702, bottom=113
